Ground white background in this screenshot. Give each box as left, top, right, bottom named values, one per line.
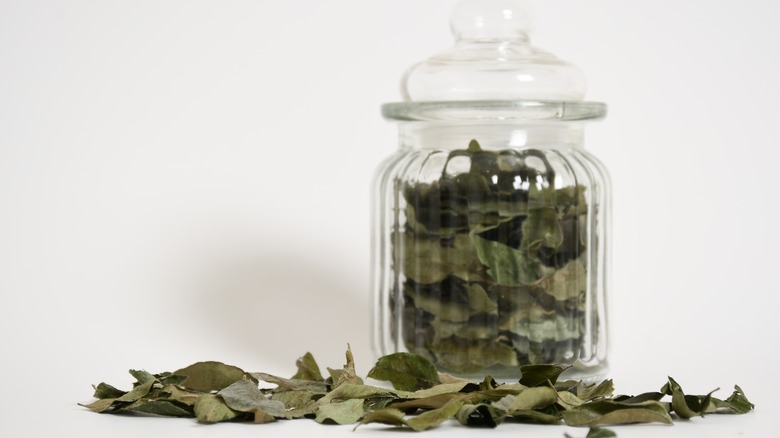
left=1, top=0, right=778, bottom=436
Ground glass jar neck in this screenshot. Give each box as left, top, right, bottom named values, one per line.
left=398, top=121, right=586, bottom=151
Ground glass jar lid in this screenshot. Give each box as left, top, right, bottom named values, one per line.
left=384, top=0, right=606, bottom=122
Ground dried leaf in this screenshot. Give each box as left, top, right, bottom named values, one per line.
left=494, top=387, right=559, bottom=412
left=251, top=372, right=329, bottom=394
left=565, top=427, right=617, bottom=438
left=576, top=380, right=614, bottom=401
left=502, top=409, right=561, bottom=424
left=317, top=383, right=395, bottom=405
left=712, top=385, right=755, bottom=414
left=557, top=391, right=586, bottom=410
left=92, top=383, right=126, bottom=400
left=79, top=398, right=120, bottom=413
left=217, top=380, right=287, bottom=418
left=367, top=352, right=441, bottom=391
left=315, top=399, right=365, bottom=425
left=116, top=380, right=154, bottom=403
left=405, top=398, right=466, bottom=431
left=456, top=403, right=503, bottom=427
left=161, top=385, right=201, bottom=406
left=125, top=400, right=193, bottom=417
left=471, top=233, right=550, bottom=286
left=661, top=377, right=715, bottom=419
left=193, top=394, right=239, bottom=423
left=175, top=361, right=254, bottom=392
left=332, top=345, right=363, bottom=389
left=358, top=408, right=407, bottom=428
left=291, top=352, right=324, bottom=382
left=270, top=390, right=318, bottom=418
left=519, top=364, right=567, bottom=387
left=562, top=400, right=673, bottom=426
left=391, top=393, right=464, bottom=411
left=128, top=369, right=156, bottom=384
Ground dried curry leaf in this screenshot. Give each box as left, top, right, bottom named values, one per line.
left=251, top=372, right=329, bottom=394
left=317, top=383, right=395, bottom=405
left=193, top=394, right=239, bottom=424
left=125, top=400, right=193, bottom=417
left=332, top=345, right=363, bottom=389
left=367, top=352, right=441, bottom=391
left=217, top=380, right=287, bottom=418
left=92, top=383, right=126, bottom=400
left=714, top=385, right=755, bottom=414
left=565, top=427, right=617, bottom=438
left=562, top=400, right=673, bottom=426
left=315, top=399, right=365, bottom=425
left=456, top=403, right=504, bottom=428
left=661, top=376, right=716, bottom=419
left=174, top=361, right=255, bottom=392
left=291, top=352, right=324, bottom=382
left=519, top=364, right=567, bottom=387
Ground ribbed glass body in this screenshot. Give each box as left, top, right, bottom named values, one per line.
left=371, top=102, right=610, bottom=381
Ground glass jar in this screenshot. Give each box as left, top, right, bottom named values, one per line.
left=371, top=0, right=611, bottom=381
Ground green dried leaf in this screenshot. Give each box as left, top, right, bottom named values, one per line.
left=587, top=427, right=618, bottom=438
left=331, top=345, right=363, bottom=389
left=359, top=398, right=465, bottom=431
left=174, top=361, right=254, bottom=392
left=116, top=380, right=154, bottom=403
left=456, top=403, right=503, bottom=428
left=193, top=394, right=239, bottom=423
left=217, top=380, right=287, bottom=418
left=562, top=400, right=673, bottom=426
left=661, top=377, right=715, bottom=419
left=291, top=352, right=324, bottom=382
left=128, top=369, right=156, bottom=384
left=612, top=392, right=665, bottom=404
left=405, top=398, right=466, bottom=431
left=576, top=380, right=614, bottom=401
left=358, top=407, right=407, bottom=429
left=402, top=233, right=490, bottom=284
left=494, top=387, right=559, bottom=412
left=519, top=364, right=567, bottom=387
left=433, top=338, right=518, bottom=373
left=391, top=393, right=464, bottom=411
left=125, top=400, right=193, bottom=417
left=717, top=385, right=755, bottom=414
left=557, top=391, right=586, bottom=410
left=315, top=399, right=365, bottom=425
left=270, top=390, right=318, bottom=418
left=92, top=383, right=126, bottom=400
left=565, top=427, right=617, bottom=438
left=471, top=233, right=550, bottom=286
left=521, top=207, right=564, bottom=252
left=251, top=372, right=329, bottom=394
left=502, top=409, right=561, bottom=424
left=367, top=352, right=441, bottom=391
left=317, top=383, right=395, bottom=405
left=79, top=398, right=121, bottom=413
left=161, top=385, right=201, bottom=406
left=408, top=382, right=472, bottom=399
left=156, top=372, right=188, bottom=387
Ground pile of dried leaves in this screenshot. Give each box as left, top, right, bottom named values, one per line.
left=81, top=347, right=754, bottom=436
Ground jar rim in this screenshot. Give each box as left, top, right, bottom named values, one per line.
left=381, top=100, right=607, bottom=122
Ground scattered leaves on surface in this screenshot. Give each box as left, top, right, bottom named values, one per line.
left=81, top=349, right=755, bottom=432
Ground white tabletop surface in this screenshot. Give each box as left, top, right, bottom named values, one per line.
left=2, top=1, right=778, bottom=436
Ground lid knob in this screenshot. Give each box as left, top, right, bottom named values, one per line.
left=451, top=0, right=535, bottom=41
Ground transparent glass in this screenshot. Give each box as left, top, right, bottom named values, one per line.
left=371, top=101, right=610, bottom=381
